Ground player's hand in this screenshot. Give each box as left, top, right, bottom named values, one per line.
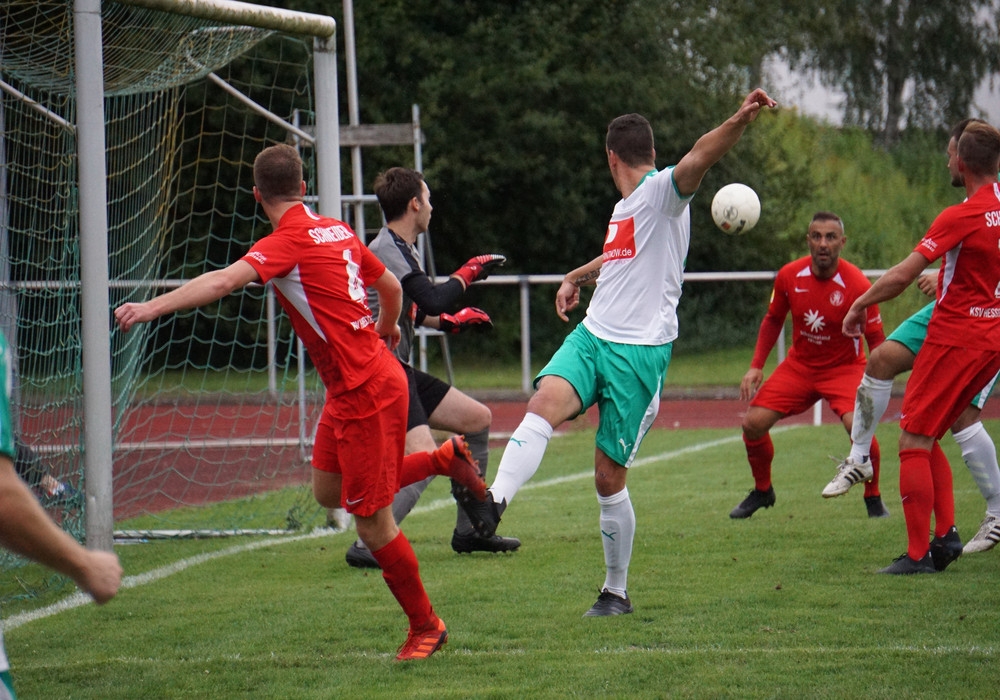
left=916, top=270, right=937, bottom=298
left=555, top=280, right=581, bottom=322
left=737, top=88, right=778, bottom=124
left=438, top=307, right=493, bottom=334
left=740, top=368, right=764, bottom=401
left=451, top=254, right=506, bottom=288
left=114, top=302, right=155, bottom=332
left=377, top=321, right=401, bottom=351
left=76, top=550, right=123, bottom=605
left=842, top=304, right=866, bottom=338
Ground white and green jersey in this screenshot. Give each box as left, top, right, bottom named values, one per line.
left=583, top=167, right=693, bottom=346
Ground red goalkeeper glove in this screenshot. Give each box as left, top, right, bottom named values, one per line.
left=438, top=307, right=493, bottom=334
left=451, top=254, right=506, bottom=287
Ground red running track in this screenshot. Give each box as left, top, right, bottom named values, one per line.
left=76, top=395, right=1000, bottom=519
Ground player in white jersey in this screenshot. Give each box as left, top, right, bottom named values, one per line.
left=458, top=89, right=777, bottom=616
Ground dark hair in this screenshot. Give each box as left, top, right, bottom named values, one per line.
left=950, top=118, right=988, bottom=142
left=958, top=122, right=1000, bottom=177
left=373, top=167, right=424, bottom=223
left=606, top=113, right=654, bottom=168
left=810, top=211, right=843, bottom=230
left=252, top=144, right=304, bottom=203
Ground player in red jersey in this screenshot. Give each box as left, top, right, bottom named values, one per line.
left=114, top=144, right=487, bottom=660
left=843, top=121, right=1000, bottom=574
left=731, top=211, right=887, bottom=519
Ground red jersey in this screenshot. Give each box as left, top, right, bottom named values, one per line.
left=917, top=182, right=1000, bottom=351
left=241, top=203, right=388, bottom=395
left=751, top=256, right=884, bottom=371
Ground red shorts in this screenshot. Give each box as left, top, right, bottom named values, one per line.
left=311, top=347, right=408, bottom=517
left=751, top=358, right=864, bottom=418
left=900, top=342, right=1000, bottom=440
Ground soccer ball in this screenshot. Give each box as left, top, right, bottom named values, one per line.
left=711, top=183, right=760, bottom=235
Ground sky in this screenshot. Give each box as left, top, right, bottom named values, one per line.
left=765, top=58, right=1000, bottom=127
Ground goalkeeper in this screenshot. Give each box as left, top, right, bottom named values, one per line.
left=342, top=167, right=521, bottom=569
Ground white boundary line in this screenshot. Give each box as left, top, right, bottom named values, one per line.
left=4, top=428, right=788, bottom=632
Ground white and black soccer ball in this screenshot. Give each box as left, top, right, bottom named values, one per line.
left=711, top=183, right=760, bottom=235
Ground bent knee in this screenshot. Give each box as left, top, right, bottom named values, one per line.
left=866, top=341, right=913, bottom=380
left=468, top=404, right=492, bottom=433
left=742, top=409, right=776, bottom=440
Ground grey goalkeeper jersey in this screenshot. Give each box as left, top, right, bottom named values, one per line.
left=366, top=226, right=424, bottom=362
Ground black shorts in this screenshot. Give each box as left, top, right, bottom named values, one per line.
left=402, top=361, right=451, bottom=431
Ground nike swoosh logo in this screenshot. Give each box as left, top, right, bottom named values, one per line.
left=346, top=497, right=364, bottom=506
left=794, top=287, right=809, bottom=293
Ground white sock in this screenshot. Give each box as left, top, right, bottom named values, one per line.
left=952, top=422, right=1000, bottom=516
left=489, top=412, right=553, bottom=506
left=849, top=374, right=893, bottom=463
left=598, top=487, right=634, bottom=598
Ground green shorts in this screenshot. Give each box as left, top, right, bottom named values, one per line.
left=536, top=323, right=672, bottom=467
left=886, top=302, right=933, bottom=355
left=887, top=302, right=997, bottom=407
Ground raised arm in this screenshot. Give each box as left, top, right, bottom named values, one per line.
left=672, top=89, right=777, bottom=197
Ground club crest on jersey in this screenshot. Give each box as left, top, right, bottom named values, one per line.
left=604, top=217, right=636, bottom=262
left=804, top=309, right=826, bottom=332
left=828, top=290, right=845, bottom=307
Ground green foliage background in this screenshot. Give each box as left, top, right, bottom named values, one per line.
left=171, top=0, right=991, bottom=365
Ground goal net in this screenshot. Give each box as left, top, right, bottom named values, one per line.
left=0, top=0, right=338, bottom=600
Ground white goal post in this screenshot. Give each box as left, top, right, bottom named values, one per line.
left=74, top=0, right=341, bottom=550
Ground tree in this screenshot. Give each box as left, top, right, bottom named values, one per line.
left=265, top=1, right=965, bottom=357
left=784, top=0, right=1000, bottom=148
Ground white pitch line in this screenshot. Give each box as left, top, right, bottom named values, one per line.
left=2, top=528, right=342, bottom=632
left=4, top=427, right=796, bottom=632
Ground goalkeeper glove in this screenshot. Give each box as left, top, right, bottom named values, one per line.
left=438, top=307, right=493, bottom=334
left=451, top=254, right=506, bottom=287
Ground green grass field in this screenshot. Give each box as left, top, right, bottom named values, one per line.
left=6, top=420, right=1000, bottom=698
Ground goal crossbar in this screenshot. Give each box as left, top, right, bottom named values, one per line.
left=117, top=0, right=336, bottom=38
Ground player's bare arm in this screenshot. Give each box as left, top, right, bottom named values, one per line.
left=673, top=88, right=777, bottom=195
left=371, top=268, right=403, bottom=351
left=114, top=260, right=260, bottom=332
left=0, top=459, right=121, bottom=603
left=672, top=89, right=777, bottom=196
left=843, top=252, right=929, bottom=337
left=556, top=255, right=602, bottom=321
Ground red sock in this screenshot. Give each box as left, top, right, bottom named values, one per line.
left=372, top=531, right=436, bottom=632
left=743, top=433, right=774, bottom=491
left=899, top=448, right=933, bottom=560
left=397, top=452, right=436, bottom=490
left=929, top=441, right=955, bottom=538
left=864, top=437, right=881, bottom=498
